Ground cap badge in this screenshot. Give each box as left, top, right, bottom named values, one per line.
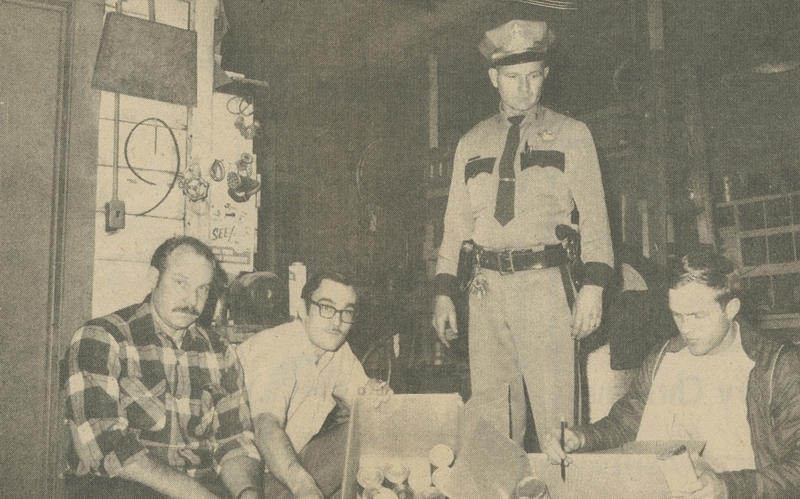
left=510, top=23, right=526, bottom=47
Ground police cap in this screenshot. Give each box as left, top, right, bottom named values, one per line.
left=479, top=20, right=555, bottom=67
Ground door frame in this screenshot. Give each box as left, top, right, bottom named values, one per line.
left=1, top=0, right=103, bottom=496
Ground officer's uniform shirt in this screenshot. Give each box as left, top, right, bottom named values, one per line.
left=436, top=104, right=614, bottom=288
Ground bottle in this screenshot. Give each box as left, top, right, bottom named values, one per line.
left=288, top=262, right=306, bottom=319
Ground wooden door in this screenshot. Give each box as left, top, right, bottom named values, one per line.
left=0, top=0, right=101, bottom=497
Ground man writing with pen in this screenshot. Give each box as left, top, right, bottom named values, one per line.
left=237, top=271, right=392, bottom=499
left=544, top=252, right=800, bottom=499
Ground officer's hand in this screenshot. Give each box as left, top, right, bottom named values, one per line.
left=432, top=296, right=458, bottom=348
left=570, top=285, right=603, bottom=339
left=543, top=428, right=583, bottom=465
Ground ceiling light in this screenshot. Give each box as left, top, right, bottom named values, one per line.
left=751, top=59, right=800, bottom=74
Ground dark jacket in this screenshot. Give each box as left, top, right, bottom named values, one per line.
left=577, top=321, right=800, bottom=499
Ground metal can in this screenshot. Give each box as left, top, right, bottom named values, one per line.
left=431, top=466, right=452, bottom=491
left=428, top=443, right=454, bottom=478
left=358, top=465, right=385, bottom=499
left=419, top=486, right=446, bottom=499
left=374, top=488, right=400, bottom=499
left=428, top=444, right=455, bottom=468
left=514, top=476, right=550, bottom=499
left=392, top=483, right=414, bottom=499
left=363, top=487, right=396, bottom=499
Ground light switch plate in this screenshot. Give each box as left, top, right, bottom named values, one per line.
left=105, top=199, right=126, bottom=231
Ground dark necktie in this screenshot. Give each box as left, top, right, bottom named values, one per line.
left=494, top=115, right=524, bottom=226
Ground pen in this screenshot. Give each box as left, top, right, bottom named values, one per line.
left=560, top=417, right=566, bottom=482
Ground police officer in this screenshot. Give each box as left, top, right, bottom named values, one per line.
left=432, top=20, right=614, bottom=449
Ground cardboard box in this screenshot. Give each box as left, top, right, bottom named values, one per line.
left=528, top=440, right=705, bottom=499
left=341, top=394, right=464, bottom=498
left=342, top=391, right=532, bottom=499
left=342, top=393, right=703, bottom=499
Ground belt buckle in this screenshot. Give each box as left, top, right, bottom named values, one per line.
left=531, top=251, right=545, bottom=270
left=497, top=249, right=515, bottom=275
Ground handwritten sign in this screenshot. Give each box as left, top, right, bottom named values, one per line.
left=209, top=199, right=254, bottom=268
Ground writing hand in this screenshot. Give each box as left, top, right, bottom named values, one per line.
left=686, top=460, right=727, bottom=499
left=543, top=428, right=583, bottom=466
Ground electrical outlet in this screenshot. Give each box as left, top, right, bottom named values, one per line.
left=105, top=199, right=126, bottom=231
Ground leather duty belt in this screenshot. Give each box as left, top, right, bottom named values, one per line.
left=477, top=245, right=567, bottom=274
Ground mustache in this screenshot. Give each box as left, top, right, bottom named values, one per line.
left=173, top=306, right=201, bottom=316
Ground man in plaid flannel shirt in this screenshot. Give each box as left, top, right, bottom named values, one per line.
left=65, top=236, right=262, bottom=499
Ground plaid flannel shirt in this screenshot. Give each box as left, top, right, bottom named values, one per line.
left=65, top=299, right=260, bottom=477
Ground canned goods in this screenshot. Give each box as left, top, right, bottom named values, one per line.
left=362, top=486, right=395, bottom=499
left=358, top=466, right=385, bottom=495
left=384, top=463, right=411, bottom=486
left=431, top=466, right=453, bottom=490
left=419, top=486, right=446, bottom=499
left=373, top=487, right=400, bottom=499
left=391, top=483, right=413, bottom=499
left=428, top=444, right=455, bottom=468
left=514, top=476, right=550, bottom=499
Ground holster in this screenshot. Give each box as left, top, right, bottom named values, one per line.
left=457, top=240, right=477, bottom=292
left=556, top=224, right=583, bottom=308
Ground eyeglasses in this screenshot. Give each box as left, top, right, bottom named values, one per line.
left=309, top=299, right=356, bottom=324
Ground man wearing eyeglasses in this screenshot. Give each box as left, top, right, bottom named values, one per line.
left=237, top=271, right=391, bottom=499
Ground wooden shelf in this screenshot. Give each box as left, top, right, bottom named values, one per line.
left=716, top=189, right=800, bottom=208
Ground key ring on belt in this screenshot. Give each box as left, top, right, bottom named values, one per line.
left=470, top=246, right=488, bottom=299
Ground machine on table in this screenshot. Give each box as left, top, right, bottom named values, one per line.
left=213, top=271, right=290, bottom=344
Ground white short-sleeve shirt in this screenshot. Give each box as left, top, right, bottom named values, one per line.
left=237, top=320, right=369, bottom=455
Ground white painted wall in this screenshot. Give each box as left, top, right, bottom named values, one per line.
left=91, top=1, right=255, bottom=316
